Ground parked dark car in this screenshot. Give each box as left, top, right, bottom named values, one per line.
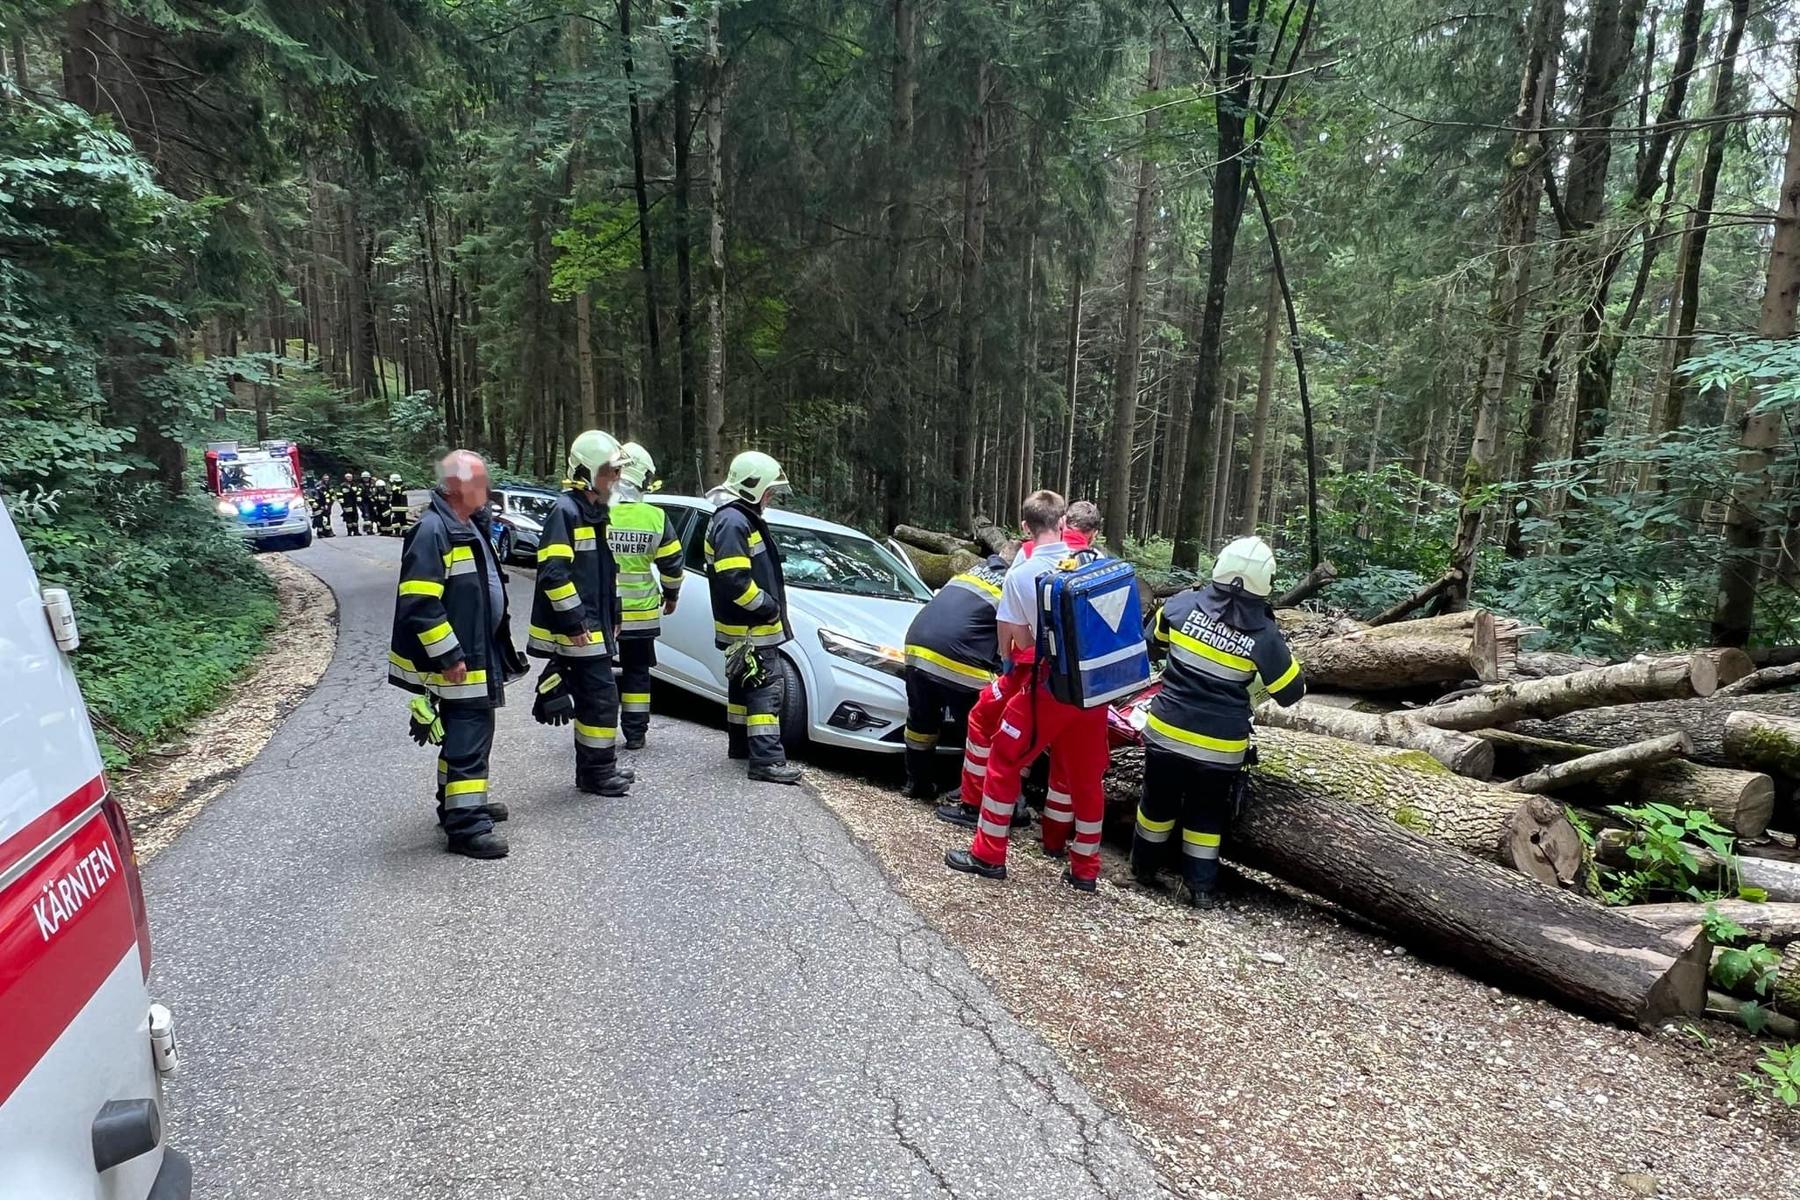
left=487, top=484, right=560, bottom=565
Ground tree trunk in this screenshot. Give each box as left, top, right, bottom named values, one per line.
left=1658, top=0, right=1749, bottom=441
left=1588, top=762, right=1775, bottom=840
left=1712, top=55, right=1800, bottom=646
left=1722, top=711, right=1800, bottom=782
left=343, top=189, right=377, bottom=400
left=1772, top=943, right=1800, bottom=1018
left=1173, top=0, right=1254, bottom=570
left=1242, top=257, right=1283, bottom=534
left=1444, top=0, right=1561, bottom=609
left=701, top=3, right=726, bottom=481
left=1501, top=732, right=1690, bottom=794
left=1060, top=272, right=1082, bottom=498
left=878, top=0, right=918, bottom=530
left=1415, top=651, right=1745, bottom=732
left=1254, top=701, right=1496, bottom=777
left=670, top=0, right=699, bottom=487
left=952, top=61, right=992, bottom=531
left=619, top=0, right=660, bottom=443
left=1103, top=41, right=1166, bottom=551
left=1514, top=691, right=1800, bottom=769
left=1595, top=831, right=1800, bottom=903
left=1105, top=744, right=1704, bottom=1028
left=1627, top=901, right=1800, bottom=945
left=893, top=525, right=979, bottom=555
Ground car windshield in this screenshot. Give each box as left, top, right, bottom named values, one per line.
left=770, top=526, right=930, bottom=601
left=220, top=459, right=295, bottom=491
left=508, top=493, right=556, bottom=522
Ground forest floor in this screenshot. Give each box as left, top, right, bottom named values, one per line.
left=810, top=772, right=1800, bottom=1200
left=113, top=552, right=337, bottom=861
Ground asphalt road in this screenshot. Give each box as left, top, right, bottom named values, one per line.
left=146, top=535, right=1169, bottom=1199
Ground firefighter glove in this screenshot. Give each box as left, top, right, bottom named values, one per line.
left=408, top=695, right=444, bottom=746
left=724, top=638, right=764, bottom=688
left=532, top=665, right=574, bottom=726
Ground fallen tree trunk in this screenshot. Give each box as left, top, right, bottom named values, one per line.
left=1512, top=691, right=1800, bottom=769
left=969, top=517, right=1016, bottom=562
left=895, top=544, right=980, bottom=589
left=1511, top=651, right=1608, bottom=679
left=1775, top=942, right=1800, bottom=1019
left=1415, top=652, right=1744, bottom=732
left=1294, top=636, right=1497, bottom=693
left=1502, top=733, right=1691, bottom=795
left=1274, top=559, right=1338, bottom=608
left=1594, top=830, right=1800, bottom=902
left=1717, top=662, right=1800, bottom=697
left=1722, top=711, right=1800, bottom=780
left=1707, top=989, right=1800, bottom=1038
left=1588, top=762, right=1776, bottom=840
left=1102, top=745, right=1706, bottom=1028
left=1625, top=900, right=1800, bottom=945
left=1367, top=568, right=1464, bottom=626
left=893, top=525, right=980, bottom=556
left=1255, top=700, right=1495, bottom=777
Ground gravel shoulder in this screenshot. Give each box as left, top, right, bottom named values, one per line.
left=810, top=771, right=1800, bottom=1200
left=114, top=550, right=336, bottom=860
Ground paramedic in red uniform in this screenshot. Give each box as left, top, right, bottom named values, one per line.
left=1133, top=536, right=1306, bottom=907
left=944, top=490, right=1111, bottom=892
left=935, top=499, right=1095, bottom=830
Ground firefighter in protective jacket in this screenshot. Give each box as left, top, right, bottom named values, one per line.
left=705, top=451, right=802, bottom=784
left=388, top=450, right=525, bottom=859
left=1132, top=535, right=1306, bottom=907
left=607, top=442, right=685, bottom=749
left=900, top=554, right=1008, bottom=800
left=529, top=429, right=634, bottom=797
left=384, top=472, right=410, bottom=535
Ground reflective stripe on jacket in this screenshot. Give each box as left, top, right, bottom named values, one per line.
left=902, top=556, right=1007, bottom=691
left=607, top=500, right=685, bottom=638
left=705, top=500, right=790, bottom=649
left=387, top=492, right=521, bottom=707
left=527, top=488, right=621, bottom=659
left=1145, top=584, right=1305, bottom=766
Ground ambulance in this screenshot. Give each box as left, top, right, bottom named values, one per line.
left=0, top=499, right=190, bottom=1197
left=202, top=439, right=312, bottom=550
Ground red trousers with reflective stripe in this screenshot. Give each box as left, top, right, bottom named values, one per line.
left=960, top=665, right=1031, bottom=807
left=968, top=671, right=1110, bottom=881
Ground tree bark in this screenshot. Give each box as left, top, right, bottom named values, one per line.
left=1588, top=762, right=1775, bottom=839
left=1254, top=701, right=1496, bottom=777
left=1293, top=635, right=1497, bottom=694
left=1501, top=732, right=1690, bottom=794
left=1628, top=901, right=1800, bottom=945
left=878, top=0, right=918, bottom=530
left=893, top=525, right=979, bottom=555
left=1105, top=744, right=1704, bottom=1027
left=1722, top=711, right=1800, bottom=781
left=1103, top=41, right=1166, bottom=551
left=619, top=0, right=661, bottom=443
left=951, top=61, right=992, bottom=531
left=1060, top=271, right=1082, bottom=499
left=1272, top=559, right=1337, bottom=608
left=1416, top=651, right=1745, bottom=732
left=1242, top=261, right=1282, bottom=533
left=701, top=2, right=726, bottom=481
left=1596, top=830, right=1800, bottom=903
left=1514, top=691, right=1800, bottom=769
left=670, top=0, right=699, bottom=486
left=1712, top=51, right=1800, bottom=646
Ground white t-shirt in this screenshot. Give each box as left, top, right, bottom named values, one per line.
left=996, top=541, right=1069, bottom=632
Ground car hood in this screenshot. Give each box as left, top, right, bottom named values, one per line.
left=785, top=588, right=922, bottom=649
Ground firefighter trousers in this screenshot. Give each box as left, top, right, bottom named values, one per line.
left=435, top=704, right=496, bottom=839
left=564, top=655, right=623, bottom=784
left=903, top=669, right=978, bottom=794
left=967, top=672, right=1110, bottom=882
left=342, top=500, right=363, bottom=535
left=1130, top=746, right=1237, bottom=895
left=617, top=636, right=656, bottom=743
left=726, top=645, right=785, bottom=768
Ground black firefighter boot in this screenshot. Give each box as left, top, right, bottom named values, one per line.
left=749, top=761, right=804, bottom=786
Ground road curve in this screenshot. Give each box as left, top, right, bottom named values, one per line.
left=145, top=536, right=1170, bottom=1199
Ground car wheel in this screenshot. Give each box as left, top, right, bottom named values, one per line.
left=774, top=654, right=808, bottom=756
left=292, top=530, right=314, bottom=550
left=496, top=527, right=515, bottom=564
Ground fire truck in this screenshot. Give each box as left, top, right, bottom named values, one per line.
left=202, top=440, right=312, bottom=550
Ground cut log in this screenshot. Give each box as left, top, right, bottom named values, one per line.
left=1255, top=700, right=1495, bottom=777
left=895, top=544, right=980, bottom=589
left=1293, top=636, right=1495, bottom=693
left=1299, top=692, right=1399, bottom=715
left=1723, top=711, right=1800, bottom=780
left=1102, top=745, right=1705, bottom=1027
left=1594, top=830, right=1800, bottom=902
left=1752, top=646, right=1800, bottom=668
left=1273, top=559, right=1337, bottom=608
left=1717, top=661, right=1800, bottom=697
left=1502, top=733, right=1691, bottom=795
left=1775, top=942, right=1800, bottom=1018
left=1512, top=651, right=1608, bottom=679
left=893, top=525, right=980, bottom=556
left=1624, top=900, right=1800, bottom=945
left=969, top=517, right=1017, bottom=562
left=1415, top=652, right=1739, bottom=733
left=1588, top=762, right=1776, bottom=840
left=1512, top=691, right=1800, bottom=769
left=1706, top=989, right=1800, bottom=1038
left=1366, top=568, right=1463, bottom=626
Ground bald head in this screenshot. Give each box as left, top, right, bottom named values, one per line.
left=436, top=449, right=490, bottom=520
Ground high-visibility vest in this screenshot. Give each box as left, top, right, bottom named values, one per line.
left=606, top=501, right=684, bottom=638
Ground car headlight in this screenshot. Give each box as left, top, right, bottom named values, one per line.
left=818, top=628, right=907, bottom=678
left=215, top=500, right=238, bottom=517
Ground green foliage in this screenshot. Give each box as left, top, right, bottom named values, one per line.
left=1274, top=465, right=1460, bottom=614
left=1596, top=803, right=1737, bottom=905
left=1739, top=1044, right=1800, bottom=1109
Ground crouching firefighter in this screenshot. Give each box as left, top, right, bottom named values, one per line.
left=389, top=449, right=527, bottom=860
left=1133, top=536, right=1306, bottom=908
left=900, top=554, right=1009, bottom=801
left=705, top=451, right=802, bottom=785
left=606, top=442, right=685, bottom=750
left=529, top=429, right=635, bottom=797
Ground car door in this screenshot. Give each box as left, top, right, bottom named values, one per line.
left=647, top=502, right=729, bottom=700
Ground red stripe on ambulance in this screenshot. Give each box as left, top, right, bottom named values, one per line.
left=0, top=778, right=138, bottom=1106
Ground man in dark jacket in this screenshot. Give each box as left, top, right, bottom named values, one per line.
left=389, top=449, right=526, bottom=859
left=1133, top=536, right=1306, bottom=907
left=529, top=429, right=634, bottom=797
left=704, top=450, right=801, bottom=785
left=900, top=554, right=1008, bottom=800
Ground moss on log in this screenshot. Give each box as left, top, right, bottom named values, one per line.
left=1722, top=711, right=1800, bottom=780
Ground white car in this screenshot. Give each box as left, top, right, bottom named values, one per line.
left=647, top=495, right=932, bottom=753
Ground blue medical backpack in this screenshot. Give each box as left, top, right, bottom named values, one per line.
left=1035, top=554, right=1152, bottom=708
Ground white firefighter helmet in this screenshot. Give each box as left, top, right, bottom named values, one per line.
left=619, top=442, right=658, bottom=491
left=361, top=471, right=371, bottom=481
left=723, top=450, right=790, bottom=506
left=389, top=472, right=403, bottom=485
left=1212, top=536, right=1277, bottom=598
left=567, top=429, right=628, bottom=488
